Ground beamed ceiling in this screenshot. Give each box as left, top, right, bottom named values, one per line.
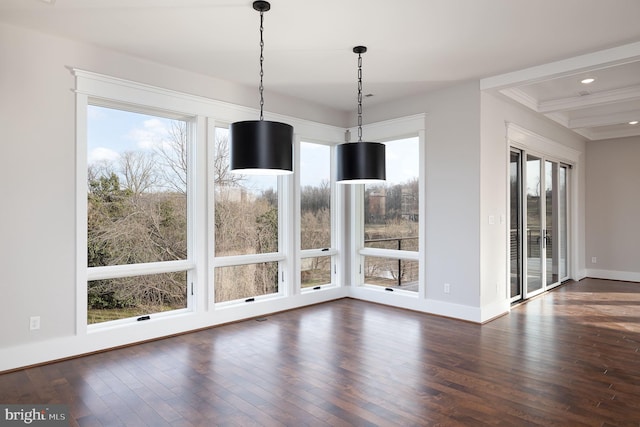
left=2, top=0, right=640, bottom=139
left=481, top=45, right=640, bottom=140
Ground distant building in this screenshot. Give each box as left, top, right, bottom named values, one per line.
left=368, top=188, right=386, bottom=222
left=215, top=186, right=256, bottom=203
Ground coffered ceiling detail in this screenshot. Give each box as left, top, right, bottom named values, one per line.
left=482, top=43, right=640, bottom=140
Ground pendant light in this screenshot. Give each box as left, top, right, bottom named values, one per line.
left=336, top=46, right=386, bottom=184
left=230, top=1, right=293, bottom=175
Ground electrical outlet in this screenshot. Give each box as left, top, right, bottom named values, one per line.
left=30, top=316, right=40, bottom=331
left=591, top=257, right=597, bottom=264
left=444, top=283, right=450, bottom=294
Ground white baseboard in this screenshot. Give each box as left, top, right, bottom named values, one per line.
left=479, top=299, right=510, bottom=323
left=348, top=286, right=484, bottom=323
left=585, top=269, right=640, bottom=283
left=0, top=288, right=348, bottom=373
left=575, top=269, right=588, bottom=281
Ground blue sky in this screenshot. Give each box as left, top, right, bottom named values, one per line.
left=87, top=105, right=419, bottom=191
left=87, top=105, right=175, bottom=164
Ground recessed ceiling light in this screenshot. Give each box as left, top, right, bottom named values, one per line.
left=580, top=78, right=596, bottom=84
left=629, top=121, right=639, bottom=125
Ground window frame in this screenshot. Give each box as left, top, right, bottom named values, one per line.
left=296, top=137, right=339, bottom=293
left=74, top=70, right=208, bottom=333
left=348, top=115, right=426, bottom=298
left=74, top=69, right=347, bottom=338
left=80, top=101, right=198, bottom=329
left=210, top=123, right=290, bottom=306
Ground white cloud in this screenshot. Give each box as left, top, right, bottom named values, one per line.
left=88, top=147, right=120, bottom=164
left=144, top=118, right=169, bottom=134
left=128, top=118, right=171, bottom=150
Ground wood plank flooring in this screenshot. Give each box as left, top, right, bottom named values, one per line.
left=1, top=278, right=640, bottom=426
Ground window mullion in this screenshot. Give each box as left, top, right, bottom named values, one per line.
left=87, top=260, right=195, bottom=281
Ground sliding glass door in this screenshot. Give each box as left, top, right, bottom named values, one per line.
left=510, top=151, right=522, bottom=301
left=511, top=149, right=570, bottom=302
left=545, top=160, right=559, bottom=287
left=526, top=154, right=544, bottom=296
left=558, top=165, right=569, bottom=280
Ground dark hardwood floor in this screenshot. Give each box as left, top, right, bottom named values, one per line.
left=1, top=278, right=640, bottom=426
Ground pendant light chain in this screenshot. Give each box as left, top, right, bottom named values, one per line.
left=336, top=45, right=385, bottom=183
left=357, top=51, right=363, bottom=142
left=230, top=1, right=293, bottom=176
left=259, top=9, right=265, bottom=121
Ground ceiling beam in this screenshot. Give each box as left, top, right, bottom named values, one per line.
left=498, top=88, right=538, bottom=111
left=480, top=41, right=640, bottom=91
left=588, top=127, right=640, bottom=140
left=537, top=85, right=640, bottom=114
left=568, top=110, right=640, bottom=129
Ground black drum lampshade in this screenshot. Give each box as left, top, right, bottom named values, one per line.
left=230, top=120, right=293, bottom=175
left=336, top=45, right=386, bottom=184
left=336, top=141, right=385, bottom=183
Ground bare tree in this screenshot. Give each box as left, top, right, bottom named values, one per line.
left=300, top=209, right=330, bottom=250
left=156, top=121, right=188, bottom=194
left=87, top=120, right=286, bottom=317
left=213, top=132, right=244, bottom=187
left=88, top=160, right=116, bottom=192
left=155, top=122, right=244, bottom=192
left=120, top=151, right=159, bottom=195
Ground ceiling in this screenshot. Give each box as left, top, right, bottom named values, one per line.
left=481, top=46, right=640, bottom=140
left=2, top=0, right=640, bottom=139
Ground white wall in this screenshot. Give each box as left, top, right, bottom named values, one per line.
left=586, top=136, right=640, bottom=282
left=358, top=81, right=483, bottom=316
left=1, top=23, right=78, bottom=348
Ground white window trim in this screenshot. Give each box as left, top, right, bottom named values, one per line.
left=348, top=114, right=427, bottom=297
left=301, top=249, right=339, bottom=257
left=208, top=123, right=292, bottom=304
left=87, top=260, right=195, bottom=281
left=359, top=248, right=420, bottom=261
left=74, top=68, right=346, bottom=339
left=78, top=98, right=200, bottom=331
left=296, top=138, right=340, bottom=294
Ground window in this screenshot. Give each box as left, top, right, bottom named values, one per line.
left=360, top=136, right=421, bottom=292
left=215, top=262, right=279, bottom=302
left=364, top=257, right=419, bottom=290
left=88, top=272, right=187, bottom=324
left=213, top=127, right=283, bottom=303
left=75, top=69, right=346, bottom=339
left=86, top=105, right=193, bottom=324
left=299, top=141, right=334, bottom=289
